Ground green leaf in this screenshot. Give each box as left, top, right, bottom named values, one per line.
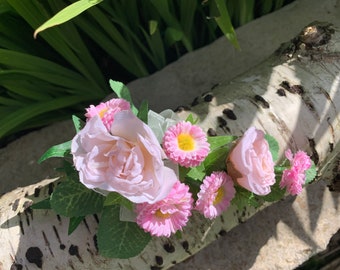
left=104, top=192, right=133, bottom=211
left=232, top=187, right=260, bottom=210
left=97, top=205, right=151, bottom=259
left=207, top=135, right=237, bottom=151
left=109, top=80, right=138, bottom=115
left=38, top=140, right=71, bottom=163
left=185, top=114, right=198, bottom=125
left=34, top=0, right=104, bottom=38
left=72, top=115, right=85, bottom=133
left=50, top=180, right=105, bottom=217
left=187, top=165, right=206, bottom=181
left=68, top=216, right=85, bottom=235
left=213, top=0, right=240, bottom=49
left=265, top=134, right=279, bottom=162
left=30, top=198, right=51, bottom=210
left=203, top=145, right=233, bottom=174
left=262, top=178, right=286, bottom=202
left=305, top=162, right=317, bottom=185
left=137, top=100, right=148, bottom=124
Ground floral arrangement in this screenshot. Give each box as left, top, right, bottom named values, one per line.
left=36, top=80, right=317, bottom=259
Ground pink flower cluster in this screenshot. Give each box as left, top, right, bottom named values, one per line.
left=279, top=149, right=312, bottom=195
left=71, top=96, right=313, bottom=238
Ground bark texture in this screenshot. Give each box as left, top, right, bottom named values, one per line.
left=0, top=22, right=339, bottom=270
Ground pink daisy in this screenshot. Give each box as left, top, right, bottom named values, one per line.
left=162, top=121, right=210, bottom=167
left=280, top=149, right=312, bottom=195
left=195, top=171, right=236, bottom=219
left=85, top=98, right=130, bottom=131
left=135, top=181, right=193, bottom=237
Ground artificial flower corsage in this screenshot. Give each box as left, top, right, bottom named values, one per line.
left=35, top=80, right=317, bottom=259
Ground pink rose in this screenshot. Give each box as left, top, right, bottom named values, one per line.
left=226, top=127, right=275, bottom=195
left=71, top=110, right=177, bottom=204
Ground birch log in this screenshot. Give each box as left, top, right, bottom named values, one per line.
left=0, top=22, right=339, bottom=270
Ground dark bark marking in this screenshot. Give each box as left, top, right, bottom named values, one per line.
left=93, top=214, right=99, bottom=224
left=276, top=88, right=286, bottom=97
left=207, top=128, right=217, bottom=137
left=48, top=182, right=54, bottom=195
left=327, top=117, right=335, bottom=153
left=290, top=85, right=304, bottom=95
left=203, top=92, right=214, bottom=102
left=254, top=95, right=270, bottom=108
left=34, top=187, right=41, bottom=197
left=12, top=199, right=20, bottom=212
left=42, top=230, right=54, bottom=257
left=53, top=225, right=63, bottom=246
left=219, top=229, right=227, bottom=236
left=217, top=116, right=230, bottom=133
left=299, top=22, right=334, bottom=48
left=10, top=263, right=23, bottom=270
left=69, top=244, right=84, bottom=263
left=155, top=255, right=163, bottom=266
left=18, top=213, right=24, bottom=235
left=182, top=240, right=191, bottom=255
left=308, top=138, right=320, bottom=165
left=280, top=81, right=291, bottom=91
left=191, top=97, right=199, bottom=106
left=82, top=217, right=91, bottom=233
left=329, top=143, right=334, bottom=153
left=223, top=108, right=237, bottom=120
left=25, top=247, right=43, bottom=268
left=93, top=234, right=98, bottom=252
left=163, top=242, right=175, bottom=253
left=150, top=266, right=162, bottom=270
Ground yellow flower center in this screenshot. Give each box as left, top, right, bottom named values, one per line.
left=155, top=209, right=171, bottom=219
left=213, top=187, right=225, bottom=205
left=177, top=133, right=195, bottom=151
left=99, top=108, right=108, bottom=118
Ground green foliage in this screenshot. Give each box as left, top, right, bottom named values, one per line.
left=68, top=216, right=85, bottom=235
left=38, top=141, right=71, bottom=163
left=265, top=134, right=279, bottom=162
left=50, top=179, right=105, bottom=217
left=97, top=205, right=151, bottom=259
left=104, top=192, right=134, bottom=211
left=232, top=186, right=261, bottom=210
left=0, top=0, right=292, bottom=144
left=34, top=0, right=103, bottom=38
left=305, top=162, right=317, bottom=184
left=109, top=80, right=138, bottom=115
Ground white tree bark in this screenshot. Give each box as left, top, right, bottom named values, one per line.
left=0, top=22, right=339, bottom=270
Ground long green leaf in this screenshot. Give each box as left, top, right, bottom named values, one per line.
left=34, top=0, right=103, bottom=38
left=38, top=140, right=72, bottom=163
left=0, top=95, right=92, bottom=139
left=213, top=0, right=240, bottom=49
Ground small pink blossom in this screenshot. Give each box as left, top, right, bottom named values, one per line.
left=85, top=98, right=130, bottom=131
left=71, top=110, right=177, bottom=204
left=162, top=121, right=210, bottom=167
left=195, top=171, right=236, bottom=219
left=136, top=181, right=193, bottom=237
left=280, top=149, right=312, bottom=195
left=226, top=127, right=275, bottom=195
